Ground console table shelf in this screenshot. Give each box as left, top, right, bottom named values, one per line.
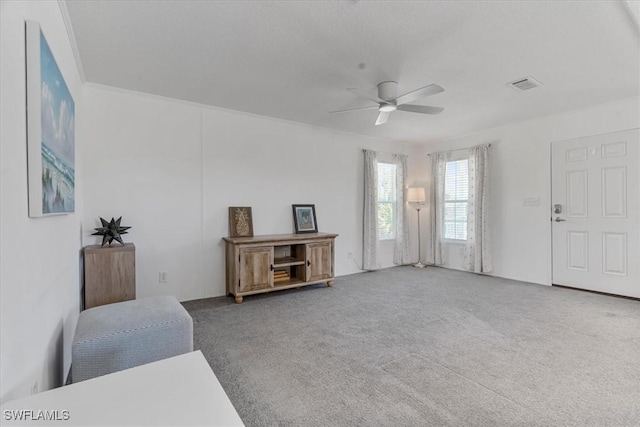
left=274, top=256, right=305, bottom=267
left=223, top=232, right=338, bottom=303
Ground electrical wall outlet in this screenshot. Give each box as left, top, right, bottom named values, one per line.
left=30, top=381, right=38, bottom=395
left=347, top=251, right=353, bottom=260
left=159, top=271, right=168, bottom=283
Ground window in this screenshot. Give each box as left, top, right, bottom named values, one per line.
left=444, top=159, right=469, bottom=240
left=377, top=162, right=397, bottom=240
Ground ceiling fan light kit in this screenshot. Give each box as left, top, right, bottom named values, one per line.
left=379, top=103, right=397, bottom=113
left=331, top=80, right=445, bottom=126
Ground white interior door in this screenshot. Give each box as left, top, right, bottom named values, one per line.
left=551, top=128, right=639, bottom=298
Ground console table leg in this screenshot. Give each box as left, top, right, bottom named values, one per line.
left=234, top=295, right=243, bottom=304
left=327, top=280, right=333, bottom=287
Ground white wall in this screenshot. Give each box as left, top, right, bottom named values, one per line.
left=82, top=85, right=422, bottom=301
left=422, top=97, right=640, bottom=285
left=0, top=1, right=83, bottom=404
left=81, top=88, right=203, bottom=301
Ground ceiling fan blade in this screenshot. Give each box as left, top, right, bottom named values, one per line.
left=394, top=84, right=444, bottom=106
left=347, top=88, right=385, bottom=104
left=397, top=104, right=445, bottom=115
left=375, top=111, right=390, bottom=126
left=329, top=105, right=380, bottom=114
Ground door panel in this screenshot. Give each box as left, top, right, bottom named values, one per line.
left=551, top=128, right=639, bottom=298
left=566, top=169, right=588, bottom=217
left=566, top=147, right=588, bottom=162
left=602, top=141, right=626, bottom=158
left=601, top=166, right=626, bottom=217
left=602, top=232, right=627, bottom=276
left=306, top=242, right=332, bottom=282
left=239, top=247, right=273, bottom=292
left=567, top=231, right=588, bottom=271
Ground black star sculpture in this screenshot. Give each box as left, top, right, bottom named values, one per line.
left=92, top=217, right=132, bottom=247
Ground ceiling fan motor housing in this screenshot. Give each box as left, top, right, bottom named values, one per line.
left=377, top=81, right=398, bottom=101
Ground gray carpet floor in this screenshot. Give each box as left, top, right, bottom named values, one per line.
left=183, top=266, right=640, bottom=426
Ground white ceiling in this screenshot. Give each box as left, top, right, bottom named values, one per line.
left=63, top=0, right=640, bottom=144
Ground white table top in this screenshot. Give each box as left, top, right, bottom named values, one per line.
left=1, top=351, right=244, bottom=426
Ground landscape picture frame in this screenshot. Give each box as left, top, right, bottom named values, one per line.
left=26, top=21, right=76, bottom=217
left=292, top=204, right=318, bottom=234
left=228, top=207, right=254, bottom=237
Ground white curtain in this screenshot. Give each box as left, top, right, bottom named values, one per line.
left=363, top=149, right=380, bottom=270
left=393, top=154, right=411, bottom=265
left=427, top=152, right=446, bottom=265
left=465, top=144, right=492, bottom=273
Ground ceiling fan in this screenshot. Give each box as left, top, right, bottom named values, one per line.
left=330, top=81, right=445, bottom=126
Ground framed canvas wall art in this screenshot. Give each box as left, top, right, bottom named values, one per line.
left=26, top=21, right=75, bottom=217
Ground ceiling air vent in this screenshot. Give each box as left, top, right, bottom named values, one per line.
left=508, top=76, right=542, bottom=92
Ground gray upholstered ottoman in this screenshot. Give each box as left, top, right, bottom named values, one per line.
left=72, top=296, right=193, bottom=383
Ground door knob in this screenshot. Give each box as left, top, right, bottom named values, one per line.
left=554, top=217, right=566, bottom=222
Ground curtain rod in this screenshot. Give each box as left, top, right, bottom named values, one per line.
left=427, top=143, right=492, bottom=156
left=361, top=148, right=408, bottom=156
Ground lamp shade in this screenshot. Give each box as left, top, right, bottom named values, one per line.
left=407, top=187, right=426, bottom=203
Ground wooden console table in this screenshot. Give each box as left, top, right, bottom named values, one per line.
left=223, top=232, right=338, bottom=303
left=83, top=243, right=135, bottom=309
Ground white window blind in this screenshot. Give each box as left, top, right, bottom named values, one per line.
left=377, top=162, right=397, bottom=240
left=444, top=159, right=469, bottom=240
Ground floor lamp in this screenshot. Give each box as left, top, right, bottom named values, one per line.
left=408, top=187, right=426, bottom=268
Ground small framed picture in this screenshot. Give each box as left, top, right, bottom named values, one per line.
left=292, top=204, right=318, bottom=234
left=229, top=207, right=254, bottom=237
